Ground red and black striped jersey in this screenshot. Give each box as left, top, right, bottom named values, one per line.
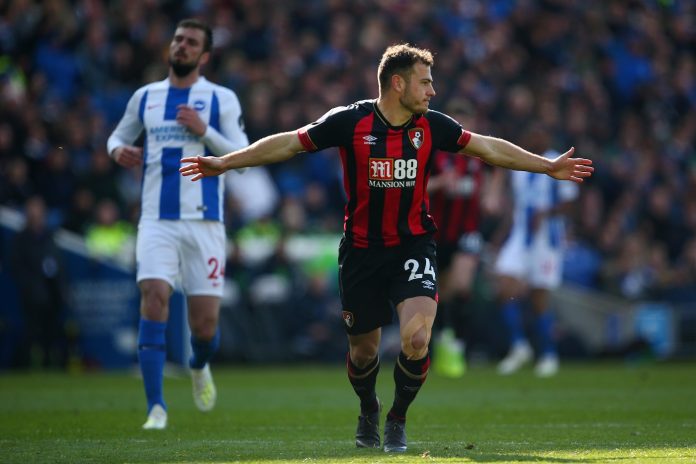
left=298, top=99, right=471, bottom=248
left=429, top=151, right=484, bottom=245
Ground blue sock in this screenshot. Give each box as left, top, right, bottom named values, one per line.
left=536, top=311, right=556, bottom=356
left=189, top=329, right=220, bottom=369
left=501, top=300, right=525, bottom=345
left=138, top=319, right=167, bottom=412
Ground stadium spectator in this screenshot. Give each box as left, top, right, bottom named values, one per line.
left=0, top=157, right=35, bottom=210
left=83, top=148, right=123, bottom=198
left=62, top=187, right=96, bottom=236
left=180, top=43, right=592, bottom=453
left=288, top=253, right=344, bottom=361
left=9, top=196, right=69, bottom=369
left=84, top=198, right=134, bottom=264
left=106, top=19, right=248, bottom=430
left=33, top=146, right=76, bottom=227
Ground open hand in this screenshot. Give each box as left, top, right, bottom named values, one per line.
left=548, top=147, right=594, bottom=183
left=180, top=156, right=226, bottom=181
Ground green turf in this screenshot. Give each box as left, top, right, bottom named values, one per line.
left=1, top=362, right=695, bottom=463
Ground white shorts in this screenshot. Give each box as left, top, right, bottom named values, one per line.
left=136, top=218, right=226, bottom=297
left=494, top=232, right=563, bottom=289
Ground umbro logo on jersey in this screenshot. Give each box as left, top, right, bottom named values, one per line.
left=422, top=279, right=435, bottom=290
left=362, top=135, right=377, bottom=145
left=193, top=100, right=206, bottom=111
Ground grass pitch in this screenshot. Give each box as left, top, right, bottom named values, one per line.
left=1, top=362, right=695, bottom=463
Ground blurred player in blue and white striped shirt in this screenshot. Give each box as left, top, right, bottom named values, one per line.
left=107, top=18, right=248, bottom=429
left=494, top=125, right=579, bottom=377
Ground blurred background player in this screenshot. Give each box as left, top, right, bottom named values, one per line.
left=428, top=103, right=504, bottom=378
left=107, top=19, right=248, bottom=429
left=494, top=124, right=579, bottom=377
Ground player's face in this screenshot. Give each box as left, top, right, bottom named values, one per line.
left=399, top=62, right=436, bottom=114
left=168, top=27, right=209, bottom=77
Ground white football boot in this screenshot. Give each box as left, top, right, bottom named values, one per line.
left=142, top=404, right=167, bottom=430
left=191, top=364, right=217, bottom=412
left=534, top=353, right=559, bottom=378
left=497, top=341, right=533, bottom=375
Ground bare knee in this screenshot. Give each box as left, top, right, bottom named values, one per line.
left=349, top=342, right=379, bottom=368
left=410, top=327, right=428, bottom=353
left=529, top=288, right=550, bottom=314
left=497, top=275, right=524, bottom=301
left=188, top=296, right=220, bottom=340
left=396, top=296, right=436, bottom=360
left=139, top=281, right=170, bottom=321
left=402, top=326, right=430, bottom=360
left=190, top=318, right=217, bottom=340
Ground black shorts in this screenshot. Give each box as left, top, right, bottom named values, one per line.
left=436, top=231, right=483, bottom=270
left=338, top=234, right=438, bottom=335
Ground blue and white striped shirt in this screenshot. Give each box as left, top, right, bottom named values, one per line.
left=509, top=151, right=579, bottom=249
left=107, top=77, right=248, bottom=221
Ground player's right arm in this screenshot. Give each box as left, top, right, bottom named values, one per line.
left=180, top=131, right=304, bottom=181
left=107, top=88, right=146, bottom=168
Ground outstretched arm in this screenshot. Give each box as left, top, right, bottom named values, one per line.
left=461, top=133, right=593, bottom=183
left=180, top=131, right=304, bottom=181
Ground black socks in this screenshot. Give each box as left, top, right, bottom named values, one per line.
left=388, top=351, right=430, bottom=421
left=346, top=353, right=380, bottom=415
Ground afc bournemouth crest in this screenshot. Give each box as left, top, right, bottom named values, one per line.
left=408, top=128, right=424, bottom=149
left=342, top=311, right=355, bottom=328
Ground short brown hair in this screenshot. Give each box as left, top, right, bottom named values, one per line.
left=377, top=44, right=434, bottom=92
left=176, top=18, right=213, bottom=52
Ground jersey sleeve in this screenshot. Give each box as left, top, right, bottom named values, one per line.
left=427, top=110, right=472, bottom=153
left=200, top=88, right=249, bottom=156
left=106, top=87, right=146, bottom=156
left=297, top=106, right=353, bottom=152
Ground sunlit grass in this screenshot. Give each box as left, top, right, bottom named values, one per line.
left=1, top=362, right=695, bottom=463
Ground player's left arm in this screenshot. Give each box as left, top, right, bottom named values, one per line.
left=200, top=90, right=250, bottom=156
left=175, top=90, right=249, bottom=156
left=460, top=133, right=593, bottom=183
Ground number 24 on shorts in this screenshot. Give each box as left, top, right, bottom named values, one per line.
left=404, top=258, right=436, bottom=281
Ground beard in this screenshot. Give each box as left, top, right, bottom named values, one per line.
left=399, top=94, right=427, bottom=115
left=169, top=57, right=198, bottom=77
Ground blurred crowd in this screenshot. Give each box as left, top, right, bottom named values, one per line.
left=1, top=0, right=695, bottom=361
